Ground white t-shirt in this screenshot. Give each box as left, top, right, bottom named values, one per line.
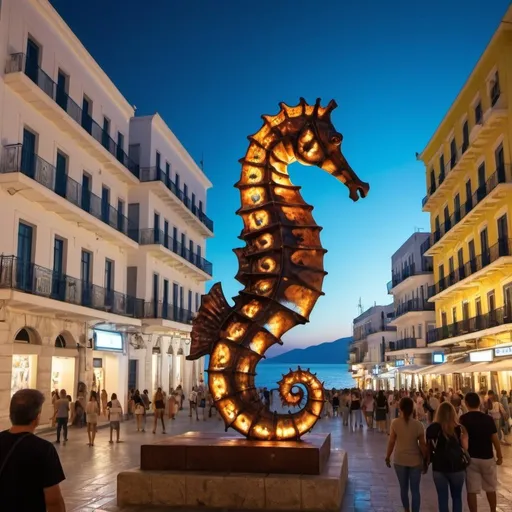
left=109, top=399, right=123, bottom=421
left=189, top=390, right=198, bottom=402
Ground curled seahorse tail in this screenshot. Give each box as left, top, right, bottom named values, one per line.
left=187, top=283, right=231, bottom=360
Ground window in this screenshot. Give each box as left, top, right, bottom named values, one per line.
left=82, top=95, right=92, bottom=133
left=192, top=193, right=196, bottom=211
left=490, top=71, right=500, bottom=106
left=102, top=117, right=110, bottom=150
left=195, top=292, right=200, bottom=312
left=448, top=256, right=454, bottom=278
left=438, top=263, right=445, bottom=284
left=101, top=186, right=110, bottom=223
left=105, top=259, right=114, bottom=305
left=117, top=199, right=125, bottom=232
left=457, top=248, right=464, bottom=277
left=480, top=227, right=489, bottom=265
left=165, top=162, right=170, bottom=180
left=199, top=200, right=203, bottom=213
left=475, top=297, right=482, bottom=316
left=454, top=193, right=460, bottom=222
left=439, top=154, right=445, bottom=180
left=488, top=290, right=496, bottom=315
left=188, top=290, right=192, bottom=311
left=474, top=101, right=483, bottom=124
left=434, top=216, right=440, bottom=234
left=181, top=233, right=186, bottom=258
left=175, top=173, right=180, bottom=191
left=156, top=151, right=161, bottom=170
left=462, top=120, right=469, bottom=152
left=429, top=169, right=435, bottom=193
left=450, top=138, right=457, bottom=169
left=56, top=69, right=69, bottom=111
left=452, top=306, right=457, bottom=324
left=117, top=132, right=124, bottom=161
left=443, top=206, right=450, bottom=231
left=418, top=324, right=422, bottom=340
left=184, top=183, right=188, bottom=200
left=465, top=179, right=472, bottom=210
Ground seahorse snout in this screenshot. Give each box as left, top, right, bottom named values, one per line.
left=348, top=180, right=370, bottom=202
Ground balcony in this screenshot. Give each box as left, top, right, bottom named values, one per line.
left=139, top=167, right=214, bottom=237
left=422, top=98, right=508, bottom=211
left=0, top=145, right=137, bottom=250
left=388, top=260, right=433, bottom=293
left=133, top=228, right=213, bottom=281
left=4, top=53, right=139, bottom=184
left=427, top=305, right=512, bottom=345
left=353, top=324, right=396, bottom=341
left=429, top=238, right=512, bottom=301
left=388, top=338, right=417, bottom=351
left=426, top=165, right=512, bottom=255
left=0, top=255, right=142, bottom=326
left=393, top=298, right=435, bottom=320
left=141, top=301, right=194, bottom=333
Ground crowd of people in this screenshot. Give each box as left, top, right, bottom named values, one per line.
left=322, top=387, right=508, bottom=512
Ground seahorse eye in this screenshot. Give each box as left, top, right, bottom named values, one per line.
left=330, top=133, right=342, bottom=146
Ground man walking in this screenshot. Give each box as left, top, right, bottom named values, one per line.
left=0, top=389, right=66, bottom=511
left=460, top=391, right=503, bottom=512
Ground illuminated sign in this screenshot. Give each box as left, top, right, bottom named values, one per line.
left=469, top=350, right=493, bottom=363
left=395, top=360, right=405, bottom=367
left=94, top=330, right=123, bottom=352
left=495, top=346, right=512, bottom=357
left=433, top=353, right=445, bottom=364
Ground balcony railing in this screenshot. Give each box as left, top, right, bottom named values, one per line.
left=427, top=305, right=512, bottom=344
left=430, top=165, right=512, bottom=247
left=429, top=238, right=512, bottom=297
left=133, top=228, right=213, bottom=276
left=388, top=337, right=417, bottom=351
left=353, top=324, right=396, bottom=341
left=139, top=167, right=214, bottom=232
left=390, top=260, right=434, bottom=289
left=5, top=53, right=139, bottom=179
left=0, top=255, right=143, bottom=317
left=142, top=301, right=194, bottom=324
left=1, top=145, right=136, bottom=240
left=395, top=298, right=435, bottom=318
left=0, top=255, right=196, bottom=324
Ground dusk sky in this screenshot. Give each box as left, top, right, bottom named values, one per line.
left=51, top=0, right=510, bottom=352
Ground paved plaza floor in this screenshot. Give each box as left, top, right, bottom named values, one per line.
left=39, top=410, right=512, bottom=511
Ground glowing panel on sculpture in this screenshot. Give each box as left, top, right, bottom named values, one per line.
left=217, top=397, right=239, bottom=422
left=274, top=187, right=303, bottom=204
left=241, top=299, right=262, bottom=319
left=242, top=187, right=266, bottom=207
left=273, top=142, right=292, bottom=164
left=282, top=103, right=303, bottom=118
left=243, top=210, right=269, bottom=231
left=249, top=331, right=275, bottom=355
left=254, top=233, right=274, bottom=251
left=211, top=374, right=228, bottom=400
left=251, top=417, right=273, bottom=440
left=235, top=354, right=257, bottom=374
left=253, top=279, right=274, bottom=297
left=281, top=285, right=320, bottom=318
left=276, top=417, right=297, bottom=440
left=232, top=412, right=252, bottom=435
left=245, top=143, right=266, bottom=164
left=224, top=320, right=248, bottom=342
left=256, top=256, right=277, bottom=274
left=291, top=228, right=321, bottom=248
left=264, top=310, right=296, bottom=338
left=241, top=165, right=264, bottom=185
left=265, top=111, right=286, bottom=128
left=252, top=125, right=279, bottom=148
left=210, top=342, right=232, bottom=370
left=282, top=206, right=313, bottom=225
left=234, top=372, right=253, bottom=391
left=291, top=249, right=323, bottom=270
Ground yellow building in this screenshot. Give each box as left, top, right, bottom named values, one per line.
left=418, top=5, right=512, bottom=393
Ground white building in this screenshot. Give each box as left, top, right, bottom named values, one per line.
left=349, top=304, right=397, bottom=389
left=0, top=0, right=212, bottom=428
left=385, top=233, right=444, bottom=389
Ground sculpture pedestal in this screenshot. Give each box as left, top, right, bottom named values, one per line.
left=117, top=432, right=348, bottom=511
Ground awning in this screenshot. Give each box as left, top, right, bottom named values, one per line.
left=415, top=364, right=440, bottom=375
left=488, top=358, right=512, bottom=371
left=468, top=362, right=494, bottom=373
left=421, top=361, right=474, bottom=375
left=378, top=371, right=398, bottom=379
left=395, top=364, right=428, bottom=373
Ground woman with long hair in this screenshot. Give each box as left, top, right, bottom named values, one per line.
left=86, top=391, right=99, bottom=446
left=385, top=397, right=427, bottom=512
left=152, top=387, right=166, bottom=434
left=426, top=401, right=468, bottom=512
left=375, top=390, right=388, bottom=433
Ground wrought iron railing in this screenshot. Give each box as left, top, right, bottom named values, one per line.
left=388, top=338, right=417, bottom=351
left=139, top=166, right=214, bottom=232
left=5, top=53, right=139, bottom=178
left=0, top=256, right=196, bottom=324
left=1, top=144, right=136, bottom=239
left=427, top=305, right=512, bottom=344
left=429, top=165, right=512, bottom=246
left=429, top=238, right=512, bottom=297
left=353, top=324, right=396, bottom=341
left=132, top=228, right=213, bottom=276
left=394, top=298, right=435, bottom=318
left=390, top=260, right=433, bottom=289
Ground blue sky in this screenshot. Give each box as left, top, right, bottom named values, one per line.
left=51, top=0, right=510, bottom=351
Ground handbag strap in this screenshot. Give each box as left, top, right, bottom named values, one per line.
left=0, top=433, right=31, bottom=478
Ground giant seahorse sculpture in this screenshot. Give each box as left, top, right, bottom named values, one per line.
left=187, top=98, right=369, bottom=441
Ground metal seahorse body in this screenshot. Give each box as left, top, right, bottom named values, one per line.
left=187, top=98, right=369, bottom=441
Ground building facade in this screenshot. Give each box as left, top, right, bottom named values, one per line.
left=0, top=0, right=212, bottom=428
left=349, top=304, right=397, bottom=388
left=418, top=5, right=512, bottom=393
left=385, top=232, right=442, bottom=389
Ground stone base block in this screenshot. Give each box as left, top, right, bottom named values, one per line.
left=117, top=449, right=347, bottom=511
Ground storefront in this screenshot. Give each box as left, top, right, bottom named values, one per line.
left=51, top=351, right=77, bottom=395
left=11, top=354, right=37, bottom=395
left=92, top=329, right=127, bottom=406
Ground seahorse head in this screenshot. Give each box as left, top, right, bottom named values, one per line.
left=279, top=97, right=370, bottom=202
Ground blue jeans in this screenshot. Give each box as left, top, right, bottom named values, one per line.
left=394, top=464, right=422, bottom=512
left=432, top=471, right=465, bottom=512
left=56, top=417, right=68, bottom=442
left=351, top=409, right=363, bottom=427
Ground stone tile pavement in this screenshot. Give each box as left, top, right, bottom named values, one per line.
left=38, top=411, right=512, bottom=511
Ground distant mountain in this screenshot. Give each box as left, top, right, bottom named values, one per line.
left=266, top=337, right=353, bottom=364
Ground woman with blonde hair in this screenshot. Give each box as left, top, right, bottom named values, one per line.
left=426, top=401, right=469, bottom=512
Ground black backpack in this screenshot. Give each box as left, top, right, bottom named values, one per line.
left=431, top=426, right=470, bottom=472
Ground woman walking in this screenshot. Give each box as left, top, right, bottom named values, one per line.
left=86, top=391, right=99, bottom=446
left=426, top=401, right=468, bottom=512
left=385, top=397, right=427, bottom=512
left=350, top=390, right=363, bottom=429
left=133, top=389, right=145, bottom=432
left=152, top=387, right=166, bottom=434
left=375, top=390, right=388, bottom=433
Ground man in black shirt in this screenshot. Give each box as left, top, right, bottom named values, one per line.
left=0, top=389, right=66, bottom=511
left=460, top=391, right=502, bottom=512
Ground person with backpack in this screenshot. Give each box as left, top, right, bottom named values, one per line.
left=426, top=401, right=469, bottom=512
